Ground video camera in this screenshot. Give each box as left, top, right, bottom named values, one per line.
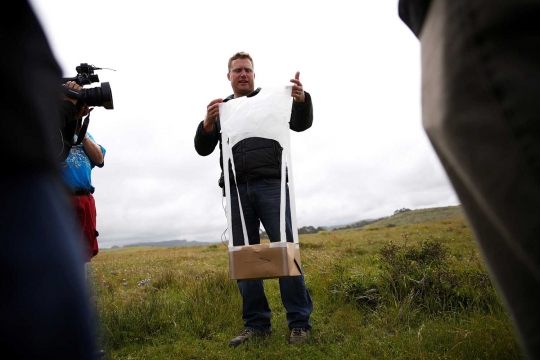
left=61, top=63, right=114, bottom=109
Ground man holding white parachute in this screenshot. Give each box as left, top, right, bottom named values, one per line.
left=194, top=52, right=314, bottom=347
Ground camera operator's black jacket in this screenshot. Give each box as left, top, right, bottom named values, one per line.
left=57, top=100, right=79, bottom=162
left=194, top=87, right=313, bottom=188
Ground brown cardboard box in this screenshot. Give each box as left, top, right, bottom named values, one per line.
left=229, top=242, right=302, bottom=280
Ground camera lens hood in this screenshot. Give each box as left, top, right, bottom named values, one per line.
left=101, top=82, right=114, bottom=109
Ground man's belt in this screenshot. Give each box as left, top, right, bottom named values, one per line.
left=70, top=188, right=91, bottom=196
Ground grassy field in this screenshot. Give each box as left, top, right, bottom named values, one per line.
left=89, top=214, right=523, bottom=359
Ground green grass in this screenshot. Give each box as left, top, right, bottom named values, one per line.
left=88, top=216, right=523, bottom=359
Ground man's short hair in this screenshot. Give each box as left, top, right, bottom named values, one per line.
left=228, top=52, right=254, bottom=72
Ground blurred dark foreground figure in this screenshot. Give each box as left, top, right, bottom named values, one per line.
left=398, top=0, right=540, bottom=359
left=0, top=1, right=99, bottom=359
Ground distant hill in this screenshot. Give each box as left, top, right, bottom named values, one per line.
left=325, top=218, right=379, bottom=231
left=112, top=239, right=219, bottom=249
left=322, top=205, right=464, bottom=231
left=362, top=205, right=464, bottom=229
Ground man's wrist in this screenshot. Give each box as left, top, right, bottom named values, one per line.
left=202, top=120, right=215, bottom=134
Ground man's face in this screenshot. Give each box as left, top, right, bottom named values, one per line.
left=227, top=58, right=255, bottom=97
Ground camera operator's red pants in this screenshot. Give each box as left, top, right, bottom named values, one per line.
left=71, top=192, right=99, bottom=262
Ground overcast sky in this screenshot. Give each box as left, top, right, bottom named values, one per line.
left=29, top=0, right=459, bottom=248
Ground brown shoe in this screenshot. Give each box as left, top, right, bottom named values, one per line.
left=229, top=328, right=271, bottom=348
left=289, top=327, right=311, bottom=344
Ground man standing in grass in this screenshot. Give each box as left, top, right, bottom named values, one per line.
left=194, top=52, right=314, bottom=347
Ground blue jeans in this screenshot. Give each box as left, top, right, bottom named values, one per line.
left=230, top=178, right=313, bottom=332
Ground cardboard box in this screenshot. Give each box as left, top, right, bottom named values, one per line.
left=229, top=242, right=302, bottom=280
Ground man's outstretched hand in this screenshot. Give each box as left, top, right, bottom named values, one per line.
left=290, top=71, right=305, bottom=103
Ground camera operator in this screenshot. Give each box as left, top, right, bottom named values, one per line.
left=60, top=80, right=106, bottom=264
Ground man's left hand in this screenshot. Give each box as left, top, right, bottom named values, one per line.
left=290, top=71, right=306, bottom=103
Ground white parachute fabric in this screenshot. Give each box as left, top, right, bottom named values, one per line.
left=220, top=86, right=299, bottom=248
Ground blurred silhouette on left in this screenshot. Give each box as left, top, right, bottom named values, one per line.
left=0, top=1, right=100, bottom=358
